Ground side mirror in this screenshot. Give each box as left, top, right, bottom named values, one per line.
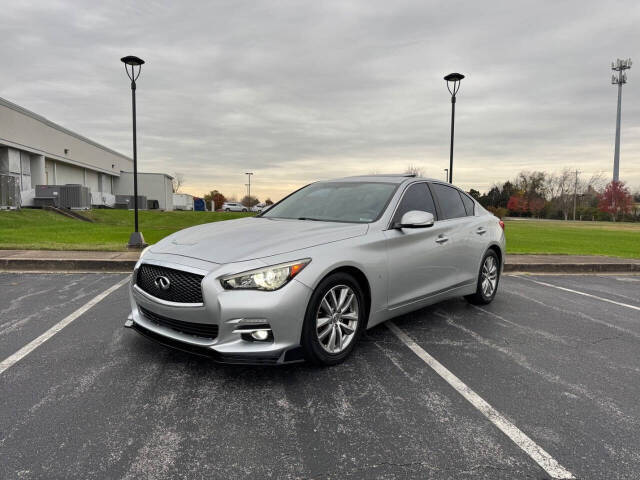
left=395, top=210, right=434, bottom=229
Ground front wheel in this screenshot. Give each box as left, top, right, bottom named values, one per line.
left=465, top=250, right=500, bottom=305
left=301, top=273, right=365, bottom=366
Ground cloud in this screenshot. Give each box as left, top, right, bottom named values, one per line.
left=1, top=0, right=638, bottom=200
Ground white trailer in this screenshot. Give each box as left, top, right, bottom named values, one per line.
left=173, top=193, right=194, bottom=210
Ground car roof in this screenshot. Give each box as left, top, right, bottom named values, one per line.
left=325, top=174, right=443, bottom=185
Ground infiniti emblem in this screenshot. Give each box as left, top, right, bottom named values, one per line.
left=154, top=276, right=171, bottom=291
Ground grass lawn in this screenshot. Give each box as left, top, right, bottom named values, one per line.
left=0, top=209, right=253, bottom=251
left=0, top=210, right=638, bottom=258
left=504, top=219, right=640, bottom=258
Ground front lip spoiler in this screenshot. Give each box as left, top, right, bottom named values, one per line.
left=126, top=320, right=305, bottom=366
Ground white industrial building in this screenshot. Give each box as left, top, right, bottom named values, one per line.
left=0, top=96, right=172, bottom=209
left=0, top=96, right=133, bottom=208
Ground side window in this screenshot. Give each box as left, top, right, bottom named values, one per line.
left=431, top=183, right=466, bottom=219
left=392, top=183, right=436, bottom=224
left=460, top=192, right=475, bottom=216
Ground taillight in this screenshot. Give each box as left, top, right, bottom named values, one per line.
left=499, top=220, right=505, bottom=230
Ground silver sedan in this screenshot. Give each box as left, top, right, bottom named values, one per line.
left=126, top=175, right=505, bottom=366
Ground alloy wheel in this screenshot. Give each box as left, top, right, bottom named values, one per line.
left=481, top=255, right=498, bottom=297
left=316, top=284, right=359, bottom=354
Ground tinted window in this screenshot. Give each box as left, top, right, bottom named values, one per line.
left=262, top=182, right=397, bottom=223
left=431, top=183, right=466, bottom=219
left=461, top=193, right=475, bottom=216
left=392, top=183, right=436, bottom=224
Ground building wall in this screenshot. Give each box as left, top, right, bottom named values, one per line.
left=55, top=161, right=84, bottom=185
left=114, top=172, right=174, bottom=210
left=0, top=97, right=133, bottom=176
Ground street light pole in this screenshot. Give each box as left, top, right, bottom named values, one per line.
left=245, top=172, right=253, bottom=208
left=444, top=73, right=464, bottom=184
left=121, top=55, right=146, bottom=248
left=611, top=58, right=632, bottom=182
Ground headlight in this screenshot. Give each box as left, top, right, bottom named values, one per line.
left=220, top=259, right=311, bottom=291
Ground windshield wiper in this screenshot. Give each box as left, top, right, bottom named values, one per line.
left=297, top=217, right=323, bottom=221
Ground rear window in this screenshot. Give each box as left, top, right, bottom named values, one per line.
left=460, top=193, right=475, bottom=216
left=430, top=183, right=466, bottom=219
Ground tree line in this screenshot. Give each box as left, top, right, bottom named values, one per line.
left=202, top=190, right=273, bottom=211
left=469, top=169, right=639, bottom=222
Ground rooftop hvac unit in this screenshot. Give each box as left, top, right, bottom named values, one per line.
left=115, top=195, right=147, bottom=210
left=59, top=184, right=91, bottom=210
left=0, top=174, right=20, bottom=209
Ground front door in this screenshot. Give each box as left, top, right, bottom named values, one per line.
left=384, top=182, right=457, bottom=309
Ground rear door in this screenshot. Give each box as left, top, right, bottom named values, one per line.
left=383, top=182, right=458, bottom=309
left=431, top=183, right=481, bottom=285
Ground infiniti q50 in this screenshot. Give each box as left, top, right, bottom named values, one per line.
left=125, top=175, right=505, bottom=366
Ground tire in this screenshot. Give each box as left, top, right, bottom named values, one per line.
left=465, top=249, right=500, bottom=305
left=301, top=272, right=365, bottom=366
left=225, top=208, right=230, bottom=212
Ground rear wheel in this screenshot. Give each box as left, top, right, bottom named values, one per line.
left=465, top=250, right=500, bottom=305
left=301, top=273, right=365, bottom=366
left=225, top=208, right=230, bottom=211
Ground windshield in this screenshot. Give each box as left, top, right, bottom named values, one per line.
left=262, top=181, right=397, bottom=223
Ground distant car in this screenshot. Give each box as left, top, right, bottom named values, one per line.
left=222, top=202, right=247, bottom=212
left=127, top=174, right=505, bottom=366
left=251, top=202, right=267, bottom=213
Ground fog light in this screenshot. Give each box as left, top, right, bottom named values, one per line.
left=251, top=330, right=269, bottom=341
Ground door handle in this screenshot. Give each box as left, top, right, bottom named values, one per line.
left=435, top=235, right=449, bottom=244
left=476, top=227, right=487, bottom=235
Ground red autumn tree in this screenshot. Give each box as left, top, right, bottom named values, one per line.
left=527, top=195, right=545, bottom=217
left=597, top=181, right=633, bottom=221
left=507, top=194, right=526, bottom=214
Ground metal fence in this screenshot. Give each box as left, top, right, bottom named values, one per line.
left=0, top=173, right=20, bottom=209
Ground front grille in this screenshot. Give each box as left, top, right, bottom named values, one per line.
left=139, top=306, right=219, bottom=339
left=136, top=263, right=204, bottom=304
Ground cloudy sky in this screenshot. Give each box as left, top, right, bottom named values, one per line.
left=2, top=0, right=639, bottom=201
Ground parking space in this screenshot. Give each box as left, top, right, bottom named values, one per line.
left=1, top=273, right=639, bottom=479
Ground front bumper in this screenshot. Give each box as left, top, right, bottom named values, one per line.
left=126, top=256, right=313, bottom=365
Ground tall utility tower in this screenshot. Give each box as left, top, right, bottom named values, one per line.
left=611, top=58, right=632, bottom=182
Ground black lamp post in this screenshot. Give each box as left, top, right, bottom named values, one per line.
left=444, top=72, right=464, bottom=184
left=121, top=55, right=147, bottom=248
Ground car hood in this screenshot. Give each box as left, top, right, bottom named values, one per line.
left=150, top=217, right=368, bottom=264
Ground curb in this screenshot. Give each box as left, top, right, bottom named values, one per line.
left=503, top=263, right=640, bottom=273
left=0, top=259, right=137, bottom=273
left=1, top=258, right=639, bottom=274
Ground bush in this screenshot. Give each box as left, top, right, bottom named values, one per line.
left=487, top=206, right=508, bottom=219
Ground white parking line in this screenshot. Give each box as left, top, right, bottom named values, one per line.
left=515, top=276, right=640, bottom=311
left=0, top=277, right=129, bottom=375
left=386, top=321, right=575, bottom=480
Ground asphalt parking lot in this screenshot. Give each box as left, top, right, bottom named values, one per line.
left=1, top=273, right=639, bottom=480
